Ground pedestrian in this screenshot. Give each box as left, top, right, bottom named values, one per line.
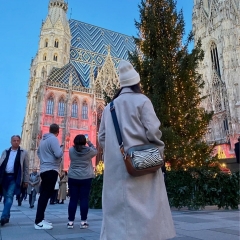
left=34, top=123, right=63, bottom=230
left=67, top=134, right=97, bottom=229
left=0, top=135, right=29, bottom=226
left=98, top=60, right=176, bottom=240
left=27, top=167, right=40, bottom=208
left=50, top=174, right=60, bottom=204
left=58, top=171, right=68, bottom=204
left=234, top=136, right=240, bottom=163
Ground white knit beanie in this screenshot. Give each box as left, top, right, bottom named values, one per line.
left=118, top=60, right=140, bottom=88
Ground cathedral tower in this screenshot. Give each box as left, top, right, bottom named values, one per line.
left=21, top=0, right=71, bottom=168
left=192, top=0, right=240, bottom=157
left=21, top=1, right=135, bottom=170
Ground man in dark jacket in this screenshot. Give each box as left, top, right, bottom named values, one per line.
left=234, top=137, right=240, bottom=163
left=34, top=124, right=63, bottom=230
left=0, top=135, right=29, bottom=226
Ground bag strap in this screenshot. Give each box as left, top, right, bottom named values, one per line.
left=110, top=101, right=125, bottom=157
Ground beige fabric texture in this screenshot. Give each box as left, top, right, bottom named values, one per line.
left=98, top=88, right=175, bottom=240
left=58, top=175, right=68, bottom=200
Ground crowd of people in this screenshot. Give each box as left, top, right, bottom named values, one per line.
left=5, top=60, right=240, bottom=239
left=0, top=126, right=97, bottom=231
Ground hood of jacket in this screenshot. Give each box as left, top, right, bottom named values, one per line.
left=42, top=133, right=55, bottom=140
left=72, top=146, right=91, bottom=156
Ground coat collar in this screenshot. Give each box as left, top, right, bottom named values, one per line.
left=120, top=87, right=134, bottom=95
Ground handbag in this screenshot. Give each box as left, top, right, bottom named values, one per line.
left=110, top=101, right=164, bottom=177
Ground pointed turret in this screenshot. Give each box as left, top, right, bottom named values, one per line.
left=35, top=0, right=71, bottom=76
left=48, top=0, right=68, bottom=26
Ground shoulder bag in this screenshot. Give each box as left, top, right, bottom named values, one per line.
left=110, top=101, right=164, bottom=177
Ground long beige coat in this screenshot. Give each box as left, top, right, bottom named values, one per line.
left=58, top=175, right=68, bottom=200
left=98, top=88, right=175, bottom=240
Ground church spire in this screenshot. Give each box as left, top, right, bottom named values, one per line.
left=48, top=0, right=68, bottom=26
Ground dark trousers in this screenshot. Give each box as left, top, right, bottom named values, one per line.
left=16, top=186, right=26, bottom=204
left=68, top=178, right=92, bottom=222
left=50, top=190, right=58, bottom=204
left=35, top=170, right=58, bottom=224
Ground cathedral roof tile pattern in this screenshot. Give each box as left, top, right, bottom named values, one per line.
left=48, top=62, right=83, bottom=87
left=48, top=19, right=135, bottom=88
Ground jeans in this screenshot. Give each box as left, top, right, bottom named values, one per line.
left=35, top=170, right=58, bottom=224
left=1, top=175, right=16, bottom=220
left=29, top=189, right=37, bottom=207
left=68, top=178, right=92, bottom=221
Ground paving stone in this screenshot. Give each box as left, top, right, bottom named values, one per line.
left=0, top=199, right=239, bottom=240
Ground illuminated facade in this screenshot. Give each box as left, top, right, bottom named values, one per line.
left=21, top=0, right=134, bottom=169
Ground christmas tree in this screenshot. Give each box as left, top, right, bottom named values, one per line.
left=129, top=0, right=216, bottom=169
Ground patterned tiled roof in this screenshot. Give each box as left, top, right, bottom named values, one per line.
left=69, top=19, right=135, bottom=87
left=48, top=62, right=83, bottom=86
left=48, top=19, right=135, bottom=88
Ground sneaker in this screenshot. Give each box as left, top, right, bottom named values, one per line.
left=43, top=220, right=52, bottom=225
left=1, top=218, right=9, bottom=226
left=80, top=221, right=89, bottom=229
left=34, top=221, right=53, bottom=230
left=67, top=222, right=74, bottom=229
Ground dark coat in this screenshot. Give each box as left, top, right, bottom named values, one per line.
left=234, top=142, right=239, bottom=163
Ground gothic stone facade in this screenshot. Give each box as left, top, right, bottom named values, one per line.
left=192, top=0, right=240, bottom=158
left=21, top=0, right=134, bottom=170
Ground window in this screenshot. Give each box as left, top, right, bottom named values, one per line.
left=210, top=42, right=220, bottom=77
left=71, top=101, right=78, bottom=118
left=54, top=39, right=59, bottom=48
left=82, top=101, right=88, bottom=119
left=43, top=53, right=47, bottom=61
left=53, top=53, right=58, bottom=61
left=45, top=39, right=48, bottom=47
left=65, top=43, right=67, bottom=52
left=46, top=97, right=54, bottom=115
left=58, top=98, right=65, bottom=116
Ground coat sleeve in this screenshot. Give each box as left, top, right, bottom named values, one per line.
left=0, top=150, right=7, bottom=167
left=140, top=99, right=165, bottom=157
left=98, top=108, right=106, bottom=150
left=23, top=151, right=30, bottom=183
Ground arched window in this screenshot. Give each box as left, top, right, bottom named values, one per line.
left=46, top=97, right=54, bottom=115
left=53, top=53, right=58, bottom=61
left=71, top=101, right=78, bottom=118
left=65, top=43, right=67, bottom=52
left=45, top=39, right=48, bottom=47
left=43, top=53, right=47, bottom=61
left=82, top=101, right=88, bottom=119
left=210, top=42, right=220, bottom=76
left=58, top=98, right=65, bottom=116
left=54, top=39, right=59, bottom=48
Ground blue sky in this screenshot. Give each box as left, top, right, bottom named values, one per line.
left=0, top=0, right=193, bottom=149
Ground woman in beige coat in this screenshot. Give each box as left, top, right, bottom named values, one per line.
left=98, top=60, right=175, bottom=240
left=58, top=171, right=68, bottom=204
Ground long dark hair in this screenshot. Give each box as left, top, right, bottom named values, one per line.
left=73, top=134, right=86, bottom=152
left=112, top=83, right=142, bottom=100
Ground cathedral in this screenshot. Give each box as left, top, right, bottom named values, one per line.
left=192, top=0, right=240, bottom=159
left=22, top=0, right=240, bottom=170
left=21, top=0, right=134, bottom=170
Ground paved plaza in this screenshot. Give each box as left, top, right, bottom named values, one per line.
left=0, top=198, right=239, bottom=240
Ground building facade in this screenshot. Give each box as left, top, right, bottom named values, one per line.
left=21, top=0, right=134, bottom=170
left=192, top=0, right=240, bottom=158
